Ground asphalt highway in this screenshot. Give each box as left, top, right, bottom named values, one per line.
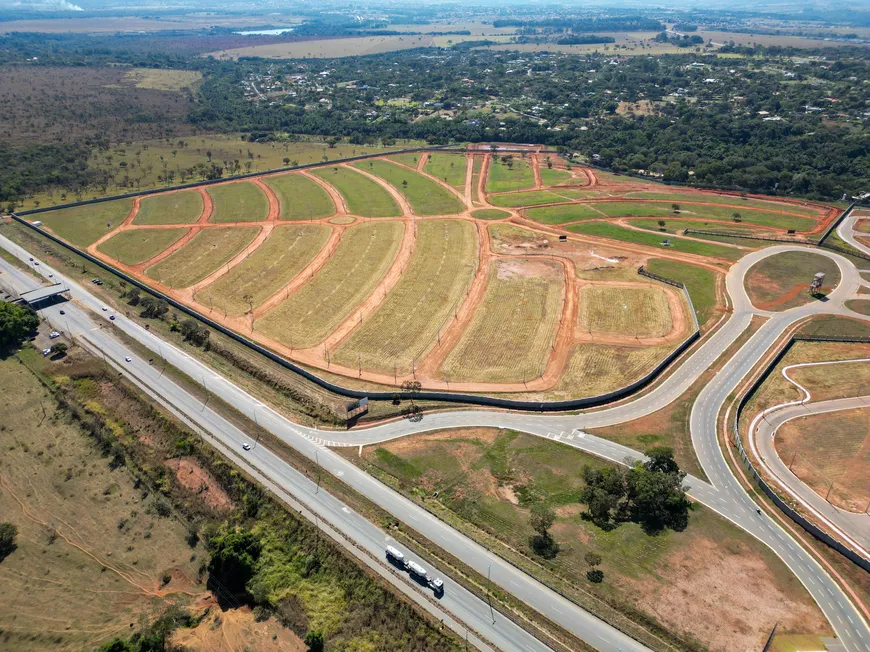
left=2, top=229, right=869, bottom=650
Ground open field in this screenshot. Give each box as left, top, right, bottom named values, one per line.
left=195, top=224, right=331, bottom=316
left=744, top=251, right=841, bottom=311
left=539, top=167, right=575, bottom=186
left=624, top=191, right=825, bottom=219
left=263, top=173, right=335, bottom=220
left=524, top=203, right=604, bottom=223
left=471, top=157, right=484, bottom=204
left=123, top=68, right=202, bottom=91
left=146, top=226, right=259, bottom=288
left=134, top=189, right=204, bottom=225
left=356, top=428, right=829, bottom=651
left=553, top=344, right=673, bottom=399
left=489, top=190, right=574, bottom=208
left=208, top=35, right=436, bottom=60
left=335, top=220, right=477, bottom=375
left=486, top=157, right=536, bottom=193
left=568, top=222, right=742, bottom=261
left=353, top=159, right=464, bottom=216
left=258, top=221, right=403, bottom=349
left=472, top=209, right=511, bottom=220
left=645, top=259, right=718, bottom=327
left=0, top=355, right=206, bottom=652
left=776, top=408, right=870, bottom=512
left=207, top=181, right=270, bottom=223
left=38, top=198, right=133, bottom=247
left=387, top=153, right=422, bottom=168
left=579, top=285, right=673, bottom=338
left=629, top=218, right=757, bottom=235
left=846, top=299, right=870, bottom=316
left=311, top=166, right=401, bottom=217
left=438, top=259, right=564, bottom=383
left=424, top=153, right=468, bottom=187
left=97, top=227, right=190, bottom=266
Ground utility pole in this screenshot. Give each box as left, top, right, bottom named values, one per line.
left=487, top=564, right=495, bottom=624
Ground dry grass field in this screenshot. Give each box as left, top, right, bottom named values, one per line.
left=38, top=198, right=133, bottom=247
left=438, top=259, right=564, bottom=383
left=207, top=181, right=270, bottom=223
left=97, top=227, right=190, bottom=266
left=145, top=226, right=260, bottom=288
left=257, top=221, right=403, bottom=349
left=134, top=189, right=203, bottom=225
left=553, top=344, right=673, bottom=399
left=207, top=35, right=436, bottom=60
left=578, top=285, right=673, bottom=338
left=122, top=68, right=203, bottom=92
left=195, top=224, right=331, bottom=316
left=335, top=220, right=477, bottom=375
left=264, top=174, right=335, bottom=220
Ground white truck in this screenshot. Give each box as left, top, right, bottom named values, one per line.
left=385, top=545, right=405, bottom=564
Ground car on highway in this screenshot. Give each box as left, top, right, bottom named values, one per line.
left=101, top=306, right=108, bottom=311
left=49, top=331, right=60, bottom=339
left=242, top=442, right=251, bottom=451
left=124, top=356, right=132, bottom=362
left=109, top=315, right=115, bottom=321
left=33, top=261, right=39, bottom=265
left=59, top=310, right=65, bottom=315
left=429, top=577, right=444, bottom=594
left=29, top=257, right=33, bottom=261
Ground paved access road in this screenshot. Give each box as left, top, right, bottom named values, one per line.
left=3, top=229, right=869, bottom=650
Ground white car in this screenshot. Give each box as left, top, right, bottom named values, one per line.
left=49, top=331, right=60, bottom=339
left=124, top=356, right=132, bottom=362
left=42, top=348, right=51, bottom=357
left=242, top=443, right=251, bottom=451
left=101, top=306, right=108, bottom=311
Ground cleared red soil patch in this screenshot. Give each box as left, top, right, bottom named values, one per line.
left=165, top=457, right=234, bottom=512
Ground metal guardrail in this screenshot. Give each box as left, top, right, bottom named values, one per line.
left=9, top=215, right=701, bottom=412
left=732, top=336, right=870, bottom=571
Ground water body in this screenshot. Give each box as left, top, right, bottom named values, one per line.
left=234, top=28, right=295, bottom=36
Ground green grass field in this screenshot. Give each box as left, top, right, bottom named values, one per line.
left=263, top=173, right=335, bottom=220
left=524, top=203, right=605, bottom=224
left=486, top=157, right=536, bottom=193
left=488, top=190, right=566, bottom=208
left=540, top=167, right=573, bottom=186
left=353, top=159, right=464, bottom=216
left=335, top=220, right=477, bottom=375
left=195, top=224, right=331, bottom=316
left=629, top=218, right=757, bottom=234
left=257, top=221, right=403, bottom=348
left=145, top=226, right=259, bottom=288
left=207, top=181, right=270, bottom=223
left=133, top=190, right=203, bottom=225
left=472, top=209, right=511, bottom=220
left=38, top=198, right=134, bottom=247
left=624, top=191, right=824, bottom=219
left=311, top=166, right=401, bottom=217
left=424, top=153, right=467, bottom=187
left=97, top=228, right=189, bottom=266
left=568, top=222, right=743, bottom=261
left=387, top=152, right=422, bottom=168
left=645, top=258, right=718, bottom=326
left=439, top=258, right=563, bottom=383
left=744, top=251, right=841, bottom=311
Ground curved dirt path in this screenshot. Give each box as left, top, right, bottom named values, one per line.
left=416, top=152, right=429, bottom=172
left=298, top=170, right=349, bottom=216
left=251, top=178, right=281, bottom=222
left=88, top=197, right=141, bottom=251
left=347, top=163, right=414, bottom=218
left=531, top=154, right=543, bottom=189
left=464, top=154, right=475, bottom=207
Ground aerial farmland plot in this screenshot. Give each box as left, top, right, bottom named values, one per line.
left=29, top=149, right=838, bottom=398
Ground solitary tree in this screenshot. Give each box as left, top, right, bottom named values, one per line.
left=732, top=212, right=742, bottom=222
left=50, top=342, right=68, bottom=357
left=671, top=203, right=680, bottom=214
left=529, top=503, right=558, bottom=558
left=657, top=219, right=666, bottom=231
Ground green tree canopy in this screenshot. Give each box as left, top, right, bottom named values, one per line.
left=0, top=301, right=39, bottom=352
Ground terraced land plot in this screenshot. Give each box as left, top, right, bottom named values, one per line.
left=579, top=285, right=674, bottom=338
left=311, top=166, right=401, bottom=217
left=553, top=344, right=673, bottom=398
left=387, top=152, right=422, bottom=168
left=489, top=190, right=568, bottom=208
left=629, top=218, right=759, bottom=235
left=624, top=191, right=825, bottom=219
left=472, top=209, right=511, bottom=220
left=195, top=224, right=331, bottom=316
left=264, top=173, right=335, bottom=220
left=38, top=197, right=133, bottom=247
left=352, top=159, right=464, bottom=216
left=207, top=181, right=270, bottom=223
left=257, top=221, right=403, bottom=349
left=424, top=153, right=467, bottom=187
left=145, top=226, right=259, bottom=288
left=97, top=227, right=189, bottom=266
left=646, top=259, right=718, bottom=326
left=335, top=220, right=477, bottom=375
left=567, top=222, right=742, bottom=261
left=540, top=167, right=574, bottom=186
left=133, top=189, right=203, bottom=225
left=486, top=157, right=536, bottom=193
left=524, top=203, right=604, bottom=224
left=675, top=204, right=816, bottom=231
left=438, top=258, right=564, bottom=383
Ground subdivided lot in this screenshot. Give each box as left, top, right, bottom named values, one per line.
left=624, top=191, right=825, bottom=219
left=311, top=166, right=401, bottom=217
left=207, top=181, right=270, bottom=223
left=629, top=218, right=758, bottom=235
left=472, top=209, right=511, bottom=220
left=524, top=203, right=603, bottom=224
left=352, top=159, right=464, bottom=216
left=195, top=224, right=331, bottom=316
left=133, top=189, right=203, bottom=225
left=357, top=428, right=829, bottom=651
left=486, top=157, right=536, bottom=193
left=263, top=173, right=335, bottom=220
left=145, top=226, right=259, bottom=288
left=335, top=220, right=477, bottom=375
left=645, top=258, right=718, bottom=327
left=97, top=227, right=189, bottom=266
left=743, top=251, right=841, bottom=311
left=423, top=153, right=467, bottom=187
left=387, top=152, right=422, bottom=168
left=568, top=222, right=742, bottom=261
left=257, top=221, right=403, bottom=349
left=37, top=198, right=134, bottom=247
left=776, top=407, right=870, bottom=512
left=471, top=157, right=483, bottom=204
left=553, top=344, right=672, bottom=399
left=0, top=357, right=206, bottom=652
left=489, top=190, right=570, bottom=208
left=540, top=167, right=574, bottom=186
left=438, top=258, right=563, bottom=383
left=578, top=285, right=674, bottom=338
